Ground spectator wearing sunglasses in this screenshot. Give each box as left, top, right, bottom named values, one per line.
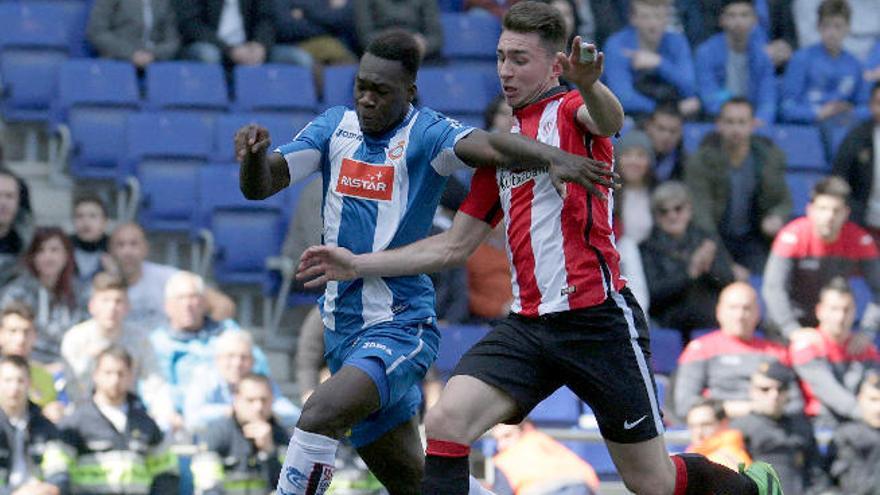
left=639, top=181, right=736, bottom=342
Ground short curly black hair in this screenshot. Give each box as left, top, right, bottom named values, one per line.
left=365, top=29, right=422, bottom=80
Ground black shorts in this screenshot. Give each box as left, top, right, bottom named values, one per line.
left=452, top=287, right=663, bottom=444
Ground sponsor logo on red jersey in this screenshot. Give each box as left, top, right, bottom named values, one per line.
left=337, top=158, right=394, bottom=201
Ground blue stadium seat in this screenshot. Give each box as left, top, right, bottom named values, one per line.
left=212, top=208, right=287, bottom=285
left=435, top=324, right=490, bottom=378
left=323, top=64, right=357, bottom=109
left=146, top=62, right=228, bottom=117
left=0, top=2, right=74, bottom=121
left=125, top=112, right=214, bottom=232
left=233, top=64, right=316, bottom=115
left=784, top=171, right=825, bottom=218
left=194, top=162, right=288, bottom=232
left=441, top=13, right=501, bottom=61
left=55, top=59, right=140, bottom=179
left=530, top=387, right=582, bottom=427
left=763, top=124, right=828, bottom=171
left=136, top=160, right=202, bottom=232
left=682, top=122, right=715, bottom=153
left=417, top=66, right=494, bottom=119
left=213, top=112, right=313, bottom=161
left=437, top=0, right=464, bottom=11
left=649, top=327, right=683, bottom=375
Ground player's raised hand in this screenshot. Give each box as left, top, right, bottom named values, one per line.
left=234, top=124, right=271, bottom=163
left=297, top=245, right=358, bottom=289
left=557, top=36, right=604, bottom=91
left=547, top=148, right=618, bottom=200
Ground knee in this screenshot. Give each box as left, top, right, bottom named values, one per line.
left=424, top=402, right=474, bottom=445
left=185, top=42, right=222, bottom=64
left=620, top=463, right=676, bottom=495
left=296, top=396, right=346, bottom=438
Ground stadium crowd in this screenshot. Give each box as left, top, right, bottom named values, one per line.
left=2, top=0, right=880, bottom=493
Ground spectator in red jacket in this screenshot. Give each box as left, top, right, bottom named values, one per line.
left=674, top=282, right=791, bottom=420
left=790, top=277, right=880, bottom=427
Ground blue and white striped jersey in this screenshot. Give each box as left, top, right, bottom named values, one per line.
left=275, top=105, right=474, bottom=333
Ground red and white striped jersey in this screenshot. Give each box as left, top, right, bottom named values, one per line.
left=460, top=87, right=624, bottom=317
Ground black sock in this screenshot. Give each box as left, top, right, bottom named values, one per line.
left=673, top=454, right=758, bottom=495
left=422, top=439, right=470, bottom=495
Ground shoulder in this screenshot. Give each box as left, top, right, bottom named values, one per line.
left=679, top=331, right=725, bottom=363
left=696, top=34, right=724, bottom=56
left=771, top=218, right=810, bottom=255
left=840, top=222, right=878, bottom=255
left=605, top=28, right=633, bottom=48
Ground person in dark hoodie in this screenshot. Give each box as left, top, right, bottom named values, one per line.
left=190, top=373, right=289, bottom=495
left=70, top=194, right=110, bottom=288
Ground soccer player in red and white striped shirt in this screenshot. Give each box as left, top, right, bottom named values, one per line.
left=297, top=2, right=783, bottom=494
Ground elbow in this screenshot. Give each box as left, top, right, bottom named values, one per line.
left=240, top=185, right=268, bottom=201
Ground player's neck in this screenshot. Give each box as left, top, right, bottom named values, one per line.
left=518, top=79, right=562, bottom=110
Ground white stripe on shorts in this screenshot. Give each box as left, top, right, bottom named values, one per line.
left=386, top=325, right=425, bottom=375
left=609, top=291, right=665, bottom=436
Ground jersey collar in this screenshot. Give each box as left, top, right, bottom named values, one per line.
left=513, top=86, right=568, bottom=120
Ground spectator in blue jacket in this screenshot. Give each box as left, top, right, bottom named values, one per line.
left=695, top=0, right=777, bottom=125
left=780, top=0, right=868, bottom=125
left=603, top=0, right=700, bottom=118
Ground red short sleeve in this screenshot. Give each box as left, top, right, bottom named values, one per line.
left=459, top=167, right=502, bottom=227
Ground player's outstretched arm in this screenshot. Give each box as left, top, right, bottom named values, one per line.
left=236, top=124, right=291, bottom=200
left=455, top=130, right=616, bottom=198
left=557, top=36, right=625, bottom=137
left=296, top=211, right=492, bottom=288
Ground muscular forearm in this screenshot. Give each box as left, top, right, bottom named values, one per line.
left=483, top=132, right=555, bottom=171
left=355, top=230, right=465, bottom=278
left=354, top=212, right=491, bottom=279
left=578, top=81, right=624, bottom=137
left=240, top=154, right=275, bottom=199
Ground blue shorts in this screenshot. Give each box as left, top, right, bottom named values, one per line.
left=324, top=319, right=440, bottom=448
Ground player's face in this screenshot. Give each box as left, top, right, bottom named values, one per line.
left=749, top=374, right=786, bottom=418
left=819, top=16, right=849, bottom=54
left=630, top=2, right=668, bottom=47
left=93, top=356, right=132, bottom=402
left=234, top=379, right=273, bottom=423
left=89, top=289, right=129, bottom=331
left=815, top=290, right=855, bottom=342
left=0, top=363, right=29, bottom=412
left=858, top=384, right=880, bottom=428
left=716, top=103, right=754, bottom=148
left=686, top=405, right=721, bottom=445
left=645, top=113, right=682, bottom=155
left=0, top=314, right=35, bottom=357
left=34, top=235, right=68, bottom=284
left=720, top=3, right=756, bottom=40
left=74, top=202, right=108, bottom=243
left=716, top=285, right=760, bottom=339
left=354, top=54, right=415, bottom=136
left=497, top=30, right=561, bottom=109
left=806, top=194, right=849, bottom=241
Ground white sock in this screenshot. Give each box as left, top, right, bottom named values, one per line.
left=469, top=475, right=496, bottom=494
left=276, top=428, right=339, bottom=495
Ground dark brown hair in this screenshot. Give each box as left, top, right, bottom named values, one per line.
left=818, top=0, right=850, bottom=24
left=503, top=1, right=567, bottom=54
left=23, top=227, right=76, bottom=308
left=811, top=176, right=851, bottom=203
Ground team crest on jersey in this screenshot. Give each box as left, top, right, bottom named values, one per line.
left=387, top=140, right=406, bottom=160
left=337, top=158, right=395, bottom=201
